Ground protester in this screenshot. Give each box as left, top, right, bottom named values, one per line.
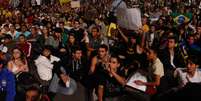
left=0, top=59, right=15, bottom=101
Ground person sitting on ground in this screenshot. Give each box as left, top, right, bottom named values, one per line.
left=34, top=45, right=60, bottom=89
left=7, top=48, right=29, bottom=75
left=158, top=56, right=201, bottom=101
left=134, top=47, right=164, bottom=95
left=25, top=86, right=40, bottom=101
left=0, top=60, right=16, bottom=101
left=174, top=55, right=201, bottom=88
left=25, top=86, right=50, bottom=101
left=97, top=55, right=126, bottom=101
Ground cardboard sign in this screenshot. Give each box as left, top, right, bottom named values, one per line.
left=126, top=72, right=147, bottom=92
left=115, top=1, right=142, bottom=30
left=71, top=0, right=80, bottom=8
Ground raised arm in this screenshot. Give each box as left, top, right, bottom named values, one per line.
left=89, top=56, right=97, bottom=74
left=98, top=85, right=104, bottom=101
left=111, top=71, right=126, bottom=86
left=117, top=27, right=129, bottom=43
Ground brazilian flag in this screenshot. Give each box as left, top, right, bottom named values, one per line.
left=171, top=12, right=192, bottom=25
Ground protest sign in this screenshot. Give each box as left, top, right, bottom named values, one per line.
left=71, top=0, right=80, bottom=8
left=116, top=1, right=142, bottom=30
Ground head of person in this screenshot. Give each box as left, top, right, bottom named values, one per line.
left=68, top=33, right=76, bottom=44
left=3, top=24, right=9, bottom=31
left=197, top=26, right=201, bottom=34
left=187, top=34, right=195, bottom=45
left=59, top=21, right=65, bottom=29
left=158, top=18, right=164, bottom=25
left=79, top=17, right=84, bottom=24
left=31, top=26, right=37, bottom=35
left=91, top=26, right=100, bottom=38
left=73, top=20, right=80, bottom=29
left=18, top=34, right=27, bottom=43
left=15, top=24, right=21, bottom=31
left=53, top=28, right=62, bottom=39
left=167, top=36, right=176, bottom=49
left=109, top=55, right=121, bottom=70
left=21, top=25, right=28, bottom=32
left=146, top=47, right=158, bottom=62
left=42, top=26, right=49, bottom=35
left=186, top=55, right=200, bottom=74
left=142, top=17, right=148, bottom=25
left=42, top=45, right=52, bottom=58
left=95, top=18, right=100, bottom=25
left=178, top=25, right=185, bottom=35
left=98, top=44, right=108, bottom=59
left=150, top=25, right=156, bottom=33
left=11, top=48, right=25, bottom=61
left=110, top=28, right=118, bottom=38
left=3, top=34, right=12, bottom=44
left=72, top=47, right=82, bottom=60
left=9, top=24, right=15, bottom=32
left=25, top=86, right=40, bottom=101
left=129, top=33, right=137, bottom=44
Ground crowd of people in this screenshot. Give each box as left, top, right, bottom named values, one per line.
left=0, top=0, right=201, bottom=101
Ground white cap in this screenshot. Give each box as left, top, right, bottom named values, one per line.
left=1, top=47, right=8, bottom=53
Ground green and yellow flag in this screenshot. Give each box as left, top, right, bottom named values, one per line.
left=59, top=0, right=71, bottom=5
left=171, top=12, right=192, bottom=25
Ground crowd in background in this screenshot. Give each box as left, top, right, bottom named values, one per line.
left=0, top=0, right=201, bottom=101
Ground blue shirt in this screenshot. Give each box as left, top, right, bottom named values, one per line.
left=0, top=68, right=16, bottom=101
left=22, top=31, right=31, bottom=38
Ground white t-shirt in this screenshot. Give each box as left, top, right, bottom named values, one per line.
left=176, top=68, right=201, bottom=87
left=35, top=55, right=60, bottom=81
left=152, top=58, right=164, bottom=78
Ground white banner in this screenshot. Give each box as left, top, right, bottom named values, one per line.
left=126, top=8, right=142, bottom=30
left=116, top=1, right=142, bottom=30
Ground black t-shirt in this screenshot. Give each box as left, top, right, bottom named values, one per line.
left=0, top=91, right=6, bottom=101
left=98, top=68, right=126, bottom=97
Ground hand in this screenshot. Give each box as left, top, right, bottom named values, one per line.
left=60, top=48, right=66, bottom=52
left=60, top=74, right=70, bottom=84
left=19, top=65, right=27, bottom=71
left=110, top=68, right=116, bottom=75
left=106, top=66, right=111, bottom=73
left=83, top=30, right=88, bottom=36
left=0, top=64, right=3, bottom=69
left=107, top=67, right=116, bottom=76
left=134, top=80, right=145, bottom=85
left=88, top=48, right=95, bottom=51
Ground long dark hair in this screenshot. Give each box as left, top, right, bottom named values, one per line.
left=11, top=47, right=26, bottom=64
